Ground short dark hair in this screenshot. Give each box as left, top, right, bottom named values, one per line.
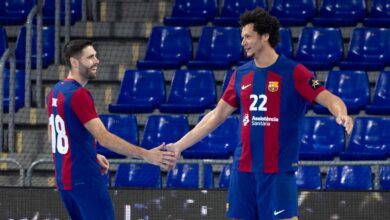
left=63, top=39, right=93, bottom=67
left=239, top=7, right=280, bottom=48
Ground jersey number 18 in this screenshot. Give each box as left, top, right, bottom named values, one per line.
left=49, top=114, right=69, bottom=154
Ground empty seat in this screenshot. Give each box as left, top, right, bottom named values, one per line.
left=136, top=26, right=193, bottom=69
left=300, top=116, right=345, bottom=160
left=339, top=117, right=390, bottom=160
left=0, top=0, right=35, bottom=25
left=187, top=26, right=242, bottom=70
left=159, top=70, right=216, bottom=113
left=379, top=166, right=390, bottom=190
left=0, top=27, right=7, bottom=57
left=114, top=163, right=161, bottom=188
left=141, top=115, right=189, bottom=150
left=218, top=164, right=232, bottom=189
left=166, top=164, right=214, bottom=189
left=96, top=114, right=138, bottom=158
left=313, top=71, right=370, bottom=115
left=108, top=70, right=165, bottom=113
left=41, top=0, right=82, bottom=25
left=14, top=26, right=55, bottom=69
left=3, top=69, right=25, bottom=113
left=276, top=27, right=293, bottom=58
left=339, top=28, right=390, bottom=71
left=270, top=0, right=317, bottom=26
left=182, top=115, right=239, bottom=159
left=295, top=166, right=322, bottom=190
left=164, top=0, right=218, bottom=26
left=325, top=165, right=373, bottom=190
left=313, top=0, right=366, bottom=27
left=213, top=0, right=268, bottom=26
left=295, top=27, right=343, bottom=71
left=365, top=71, right=390, bottom=115
left=363, top=0, right=390, bottom=27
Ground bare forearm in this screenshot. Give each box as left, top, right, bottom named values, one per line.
left=97, top=132, right=146, bottom=158
left=327, top=96, right=348, bottom=117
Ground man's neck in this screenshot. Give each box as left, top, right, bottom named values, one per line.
left=67, top=71, right=88, bottom=87
left=254, top=49, right=279, bottom=68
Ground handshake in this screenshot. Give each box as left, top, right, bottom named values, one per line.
left=142, top=143, right=181, bottom=171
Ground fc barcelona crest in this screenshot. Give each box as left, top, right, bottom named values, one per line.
left=268, top=81, right=279, bottom=92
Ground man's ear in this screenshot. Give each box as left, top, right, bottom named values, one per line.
left=70, top=57, right=78, bottom=68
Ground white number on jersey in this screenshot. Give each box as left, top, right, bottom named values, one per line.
left=49, top=114, right=69, bottom=154
left=249, top=94, right=267, bottom=111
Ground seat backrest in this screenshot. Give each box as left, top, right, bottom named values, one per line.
left=0, top=27, right=7, bottom=57
left=295, top=166, right=322, bottom=190
left=114, top=163, right=161, bottom=188
left=166, top=164, right=214, bottom=188
left=144, top=26, right=192, bottom=64
left=41, top=0, right=82, bottom=23
left=218, top=164, right=232, bottom=188
left=319, top=0, right=366, bottom=20
left=270, top=0, right=317, bottom=19
left=371, top=71, right=390, bottom=105
left=116, top=69, right=165, bottom=106
left=167, top=70, right=216, bottom=107
left=1, top=0, right=35, bottom=23
left=369, top=0, right=390, bottom=18
left=171, top=0, right=218, bottom=22
left=3, top=69, right=26, bottom=103
left=379, top=166, right=390, bottom=190
left=194, top=26, right=242, bottom=63
left=325, top=165, right=372, bottom=190
left=296, top=27, right=343, bottom=63
left=220, top=0, right=268, bottom=17
left=141, top=115, right=189, bottom=149
left=99, top=114, right=139, bottom=145
left=276, top=27, right=293, bottom=58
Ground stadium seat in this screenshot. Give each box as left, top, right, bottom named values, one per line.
left=312, top=0, right=366, bottom=27
left=363, top=0, right=390, bottom=27
left=0, top=27, right=7, bottom=57
left=141, top=115, right=189, bottom=150
left=218, top=164, right=232, bottom=189
left=379, top=166, right=390, bottom=190
left=0, top=0, right=35, bottom=25
left=3, top=69, right=25, bottom=113
left=276, top=27, right=293, bottom=58
left=136, top=26, right=193, bottom=69
left=300, top=116, right=345, bottom=160
left=108, top=70, right=165, bottom=113
left=96, top=114, right=138, bottom=158
left=182, top=115, right=239, bottom=159
left=114, top=163, right=161, bottom=188
left=221, top=69, right=234, bottom=96
left=295, top=166, right=322, bottom=190
left=339, top=28, right=390, bottom=71
left=187, top=26, right=242, bottom=70
left=325, top=165, right=373, bottom=190
left=269, top=0, right=317, bottom=26
left=313, top=71, right=370, bottom=115
left=14, top=26, right=55, bottom=69
left=365, top=71, right=390, bottom=115
left=295, top=27, right=343, bottom=71
left=159, top=70, right=216, bottom=113
left=40, top=0, right=82, bottom=25
left=213, top=0, right=268, bottom=26
left=166, top=164, right=214, bottom=189
left=164, top=0, right=218, bottom=26
left=339, top=117, right=390, bottom=160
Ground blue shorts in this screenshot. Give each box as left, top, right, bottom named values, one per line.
left=59, top=186, right=115, bottom=220
left=226, top=170, right=298, bottom=220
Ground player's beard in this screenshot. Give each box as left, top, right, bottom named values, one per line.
left=79, top=63, right=97, bottom=80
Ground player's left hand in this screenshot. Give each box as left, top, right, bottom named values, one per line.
left=97, top=154, right=109, bottom=174
left=336, top=115, right=353, bottom=135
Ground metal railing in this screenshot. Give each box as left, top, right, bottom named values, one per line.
left=0, top=158, right=25, bottom=186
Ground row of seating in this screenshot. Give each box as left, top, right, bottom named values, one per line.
left=165, top=0, right=390, bottom=27
left=96, top=114, right=390, bottom=161
left=109, top=163, right=390, bottom=190
left=137, top=26, right=390, bottom=71
left=109, top=69, right=390, bottom=115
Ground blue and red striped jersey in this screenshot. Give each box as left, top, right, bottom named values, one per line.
left=222, top=55, right=325, bottom=173
left=47, top=79, right=102, bottom=190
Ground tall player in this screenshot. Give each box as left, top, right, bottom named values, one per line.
left=47, top=39, right=176, bottom=219
left=165, top=8, right=353, bottom=220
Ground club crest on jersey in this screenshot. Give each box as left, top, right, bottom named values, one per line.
left=268, top=81, right=279, bottom=92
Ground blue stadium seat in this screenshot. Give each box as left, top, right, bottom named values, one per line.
left=3, top=69, right=25, bottom=113
left=339, top=117, right=390, bottom=160
left=313, top=71, right=370, bottom=115
left=141, top=115, right=189, bottom=150
left=166, top=164, right=214, bottom=189
left=0, top=0, right=35, bottom=25
left=339, top=28, right=390, bottom=71
left=0, top=27, right=7, bottom=57
left=365, top=71, right=390, bottom=115
left=363, top=0, right=390, bottom=27
left=136, top=26, right=193, bottom=69
left=269, top=0, right=317, bottom=26
left=276, top=27, right=293, bottom=58
left=159, top=70, right=216, bottom=113
left=295, top=27, right=343, bottom=71
left=182, top=115, right=239, bottom=159
left=325, top=166, right=373, bottom=190
left=379, top=166, right=390, bottom=190
left=300, top=116, right=345, bottom=160
left=114, top=163, right=161, bottom=188
left=213, top=0, right=268, bottom=26
left=187, top=26, right=242, bottom=70
left=108, top=70, right=165, bottom=113
left=40, top=0, right=82, bottom=25
left=164, top=0, right=218, bottom=26
left=313, top=0, right=366, bottom=27
left=14, top=26, right=55, bottom=69
left=221, top=69, right=234, bottom=96
left=295, top=166, right=322, bottom=190
left=96, top=114, right=138, bottom=158
left=218, top=164, right=232, bottom=189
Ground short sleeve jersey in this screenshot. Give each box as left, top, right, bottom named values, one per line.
left=47, top=79, right=101, bottom=190
left=222, top=55, right=325, bottom=173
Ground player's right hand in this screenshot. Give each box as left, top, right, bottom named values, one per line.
left=144, top=144, right=177, bottom=170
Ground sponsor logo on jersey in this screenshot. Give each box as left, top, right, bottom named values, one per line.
left=308, top=78, right=323, bottom=90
